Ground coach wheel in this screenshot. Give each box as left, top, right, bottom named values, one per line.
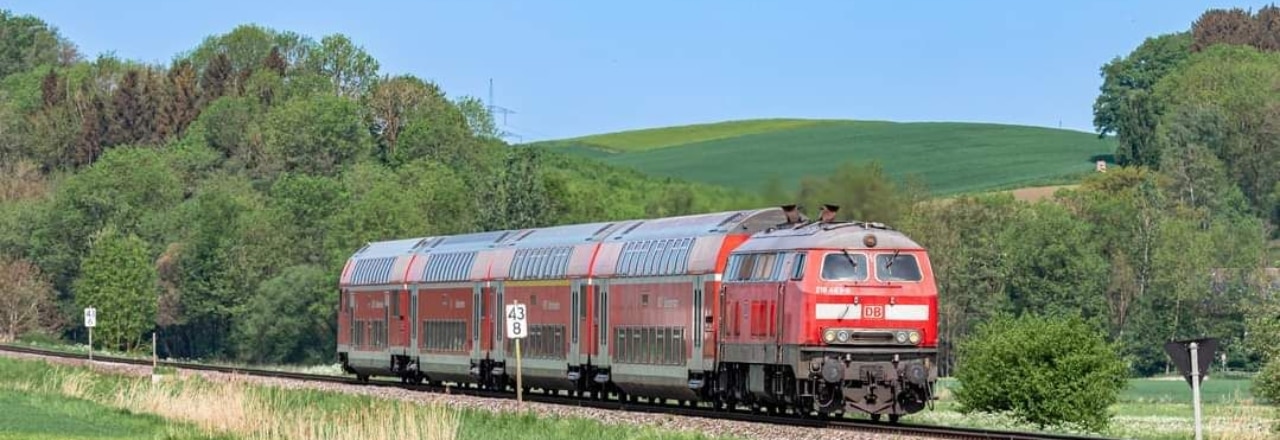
left=357, top=374, right=369, bottom=383
left=870, top=414, right=881, bottom=422
left=889, top=414, right=901, bottom=423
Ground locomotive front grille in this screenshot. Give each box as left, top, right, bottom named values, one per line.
left=848, top=330, right=895, bottom=344
left=822, top=327, right=921, bottom=346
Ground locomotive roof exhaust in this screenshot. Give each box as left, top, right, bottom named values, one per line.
left=819, top=204, right=839, bottom=223
left=778, top=204, right=806, bottom=227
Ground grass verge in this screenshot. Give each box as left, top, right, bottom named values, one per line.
left=0, top=355, right=733, bottom=440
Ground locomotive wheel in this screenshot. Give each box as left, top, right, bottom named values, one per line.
left=870, top=414, right=881, bottom=422
left=889, top=414, right=900, bottom=423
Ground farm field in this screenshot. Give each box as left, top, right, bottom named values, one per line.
left=533, top=119, right=1115, bottom=196
left=919, top=377, right=1274, bottom=440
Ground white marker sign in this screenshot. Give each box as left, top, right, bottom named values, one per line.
left=84, top=307, right=97, bottom=328
left=506, top=303, right=527, bottom=339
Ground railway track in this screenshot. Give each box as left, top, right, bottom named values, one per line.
left=0, top=344, right=1119, bottom=440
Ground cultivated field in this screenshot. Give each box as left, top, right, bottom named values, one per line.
left=918, top=377, right=1276, bottom=440
left=533, top=119, right=1114, bottom=196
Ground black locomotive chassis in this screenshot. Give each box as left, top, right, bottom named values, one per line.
left=711, top=345, right=937, bottom=417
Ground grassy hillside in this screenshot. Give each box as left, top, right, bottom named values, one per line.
left=560, top=119, right=826, bottom=152
left=534, top=119, right=1116, bottom=196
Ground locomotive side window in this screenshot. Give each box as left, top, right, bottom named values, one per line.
left=726, top=252, right=784, bottom=282
left=820, top=252, right=868, bottom=281
left=875, top=253, right=922, bottom=282
left=791, top=253, right=806, bottom=281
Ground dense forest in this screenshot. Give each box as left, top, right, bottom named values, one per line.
left=0, top=10, right=763, bottom=363
left=0, top=7, right=1277, bottom=377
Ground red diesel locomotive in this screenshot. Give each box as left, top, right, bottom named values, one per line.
left=336, top=205, right=938, bottom=419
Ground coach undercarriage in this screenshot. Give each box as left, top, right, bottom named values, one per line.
left=342, top=347, right=935, bottom=423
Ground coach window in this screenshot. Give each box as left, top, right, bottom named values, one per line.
left=875, top=253, right=922, bottom=282
left=821, top=252, right=868, bottom=281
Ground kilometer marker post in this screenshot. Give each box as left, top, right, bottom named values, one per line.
left=506, top=301, right=528, bottom=408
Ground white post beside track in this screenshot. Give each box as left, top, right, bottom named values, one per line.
left=1190, top=342, right=1202, bottom=440
left=83, top=307, right=96, bottom=362
left=506, top=301, right=528, bottom=408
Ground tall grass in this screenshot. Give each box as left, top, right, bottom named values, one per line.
left=9, top=362, right=460, bottom=440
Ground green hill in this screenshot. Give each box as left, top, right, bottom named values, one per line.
left=532, top=119, right=1116, bottom=196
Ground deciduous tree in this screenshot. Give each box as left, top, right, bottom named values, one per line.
left=73, top=225, right=157, bottom=351
left=0, top=257, right=57, bottom=342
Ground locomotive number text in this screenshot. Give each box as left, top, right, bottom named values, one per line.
left=862, top=305, right=885, bottom=319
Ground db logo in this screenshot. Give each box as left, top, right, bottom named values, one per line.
left=862, top=305, right=885, bottom=319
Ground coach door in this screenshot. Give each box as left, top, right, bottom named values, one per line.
left=410, top=286, right=419, bottom=350
left=493, top=282, right=507, bottom=361
left=384, top=290, right=393, bottom=351
left=690, top=275, right=707, bottom=371
left=472, top=283, right=484, bottom=358
left=570, top=279, right=587, bottom=366
left=594, top=279, right=610, bottom=366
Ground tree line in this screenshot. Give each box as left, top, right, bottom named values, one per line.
left=0, top=12, right=762, bottom=363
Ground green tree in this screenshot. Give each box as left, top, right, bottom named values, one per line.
left=954, top=314, right=1128, bottom=432
left=166, top=174, right=266, bottom=358
left=260, top=95, right=374, bottom=176
left=1156, top=104, right=1244, bottom=216
left=455, top=95, right=502, bottom=140
left=1154, top=44, right=1280, bottom=225
left=998, top=201, right=1109, bottom=322
left=324, top=159, right=474, bottom=267
left=0, top=10, right=79, bottom=79
left=233, top=265, right=335, bottom=364
left=305, top=34, right=380, bottom=98
left=390, top=87, right=478, bottom=168
left=73, top=225, right=157, bottom=351
left=793, top=161, right=914, bottom=224
left=364, top=75, right=437, bottom=158
left=1092, top=32, right=1191, bottom=166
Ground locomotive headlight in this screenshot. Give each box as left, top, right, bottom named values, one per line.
left=837, top=330, right=850, bottom=342
left=908, top=330, right=921, bottom=345
left=823, top=329, right=836, bottom=343
left=895, top=331, right=908, bottom=344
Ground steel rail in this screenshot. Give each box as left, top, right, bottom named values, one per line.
left=0, top=344, right=1121, bottom=440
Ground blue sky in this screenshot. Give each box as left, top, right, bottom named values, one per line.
left=3, top=0, right=1257, bottom=141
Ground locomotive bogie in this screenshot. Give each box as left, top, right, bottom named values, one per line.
left=803, top=347, right=937, bottom=416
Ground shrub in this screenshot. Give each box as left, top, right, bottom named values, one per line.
left=1253, top=358, right=1280, bottom=405
left=953, top=313, right=1128, bottom=432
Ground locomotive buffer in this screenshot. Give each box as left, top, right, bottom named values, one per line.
left=506, top=302, right=528, bottom=406
left=1163, top=337, right=1219, bottom=440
